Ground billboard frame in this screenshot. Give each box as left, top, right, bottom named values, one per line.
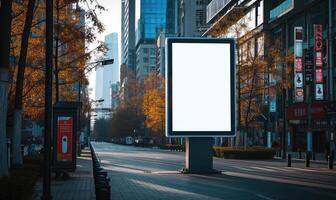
left=165, top=38, right=236, bottom=137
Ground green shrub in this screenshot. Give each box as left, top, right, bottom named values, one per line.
left=213, top=146, right=276, bottom=160
left=160, top=144, right=185, bottom=151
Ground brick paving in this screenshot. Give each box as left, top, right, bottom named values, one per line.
left=33, top=148, right=95, bottom=200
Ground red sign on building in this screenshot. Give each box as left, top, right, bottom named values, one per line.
left=295, top=58, right=303, bottom=72
left=315, top=68, right=323, bottom=83
left=57, top=117, right=73, bottom=162
left=287, top=102, right=326, bottom=120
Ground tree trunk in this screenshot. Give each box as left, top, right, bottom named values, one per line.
left=0, top=0, right=13, bottom=177
left=54, top=0, right=60, bottom=102
left=12, top=0, right=36, bottom=166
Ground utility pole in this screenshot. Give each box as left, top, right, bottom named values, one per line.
left=41, top=0, right=53, bottom=199
left=328, top=0, right=334, bottom=102
left=328, top=0, right=335, bottom=156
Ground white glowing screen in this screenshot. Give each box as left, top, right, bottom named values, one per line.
left=172, top=43, right=232, bottom=132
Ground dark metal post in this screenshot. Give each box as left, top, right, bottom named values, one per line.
left=282, top=89, right=287, bottom=158
left=78, top=80, right=81, bottom=156
left=328, top=0, right=334, bottom=102
left=328, top=155, right=333, bottom=170
left=287, top=153, right=291, bottom=167
left=41, top=0, right=53, bottom=199
left=306, top=152, right=310, bottom=167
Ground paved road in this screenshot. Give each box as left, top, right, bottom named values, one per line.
left=91, top=142, right=336, bottom=200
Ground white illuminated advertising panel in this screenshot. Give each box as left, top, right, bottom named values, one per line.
left=166, top=38, right=236, bottom=137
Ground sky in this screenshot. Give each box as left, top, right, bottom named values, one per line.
left=87, top=0, right=121, bottom=100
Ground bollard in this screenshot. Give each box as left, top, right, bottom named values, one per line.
left=328, top=155, right=333, bottom=170
left=312, top=151, right=316, bottom=160
left=287, top=154, right=291, bottom=167
left=299, top=151, right=302, bottom=159
left=306, top=153, right=310, bottom=167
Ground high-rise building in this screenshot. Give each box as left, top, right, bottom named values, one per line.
left=156, top=0, right=180, bottom=77
left=204, top=0, right=266, bottom=146
left=95, top=32, right=119, bottom=117
left=121, top=0, right=136, bottom=72
left=179, top=0, right=211, bottom=37
left=135, top=0, right=168, bottom=81
left=264, top=0, right=336, bottom=155
left=103, top=33, right=119, bottom=109
left=120, top=0, right=136, bottom=102
left=136, top=0, right=176, bottom=81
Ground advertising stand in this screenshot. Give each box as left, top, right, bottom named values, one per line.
left=52, top=101, right=81, bottom=172
left=166, top=38, right=236, bottom=173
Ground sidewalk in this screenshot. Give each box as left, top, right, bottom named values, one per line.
left=33, top=148, right=95, bottom=200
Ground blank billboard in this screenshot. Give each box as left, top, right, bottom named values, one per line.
left=166, top=38, right=236, bottom=137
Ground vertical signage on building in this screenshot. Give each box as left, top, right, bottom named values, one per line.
left=304, top=49, right=313, bottom=84
left=314, top=24, right=323, bottom=100
left=57, top=117, right=73, bottom=161
left=294, top=27, right=304, bottom=102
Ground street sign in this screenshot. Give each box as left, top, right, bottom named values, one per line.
left=101, top=59, right=114, bottom=65
left=165, top=38, right=236, bottom=137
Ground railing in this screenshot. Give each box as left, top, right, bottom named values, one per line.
left=269, top=0, right=294, bottom=21
left=90, top=143, right=111, bottom=200
left=206, top=0, right=232, bottom=23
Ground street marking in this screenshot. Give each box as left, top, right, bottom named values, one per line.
left=150, top=170, right=180, bottom=174
left=251, top=167, right=277, bottom=172
left=130, top=179, right=222, bottom=200
left=255, top=194, right=274, bottom=200
left=222, top=171, right=336, bottom=190
left=264, top=166, right=294, bottom=172
left=235, top=167, right=257, bottom=172
left=288, top=167, right=317, bottom=172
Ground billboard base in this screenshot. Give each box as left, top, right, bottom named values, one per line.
left=184, top=137, right=218, bottom=173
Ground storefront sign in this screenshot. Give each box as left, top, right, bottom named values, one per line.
left=287, top=102, right=327, bottom=120
left=57, top=117, right=73, bottom=161
left=295, top=58, right=302, bottom=72
left=315, top=68, right=323, bottom=83
left=315, top=84, right=324, bottom=100
left=295, top=88, right=304, bottom=102
left=295, top=73, right=303, bottom=87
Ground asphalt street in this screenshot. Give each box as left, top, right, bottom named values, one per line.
left=91, top=142, right=336, bottom=200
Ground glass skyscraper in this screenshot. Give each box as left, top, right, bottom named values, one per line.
left=138, top=0, right=168, bottom=41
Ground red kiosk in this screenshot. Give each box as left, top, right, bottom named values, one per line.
left=53, top=102, right=81, bottom=172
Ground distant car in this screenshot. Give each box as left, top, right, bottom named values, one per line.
left=125, top=137, right=134, bottom=145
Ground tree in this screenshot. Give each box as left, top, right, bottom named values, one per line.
left=110, top=71, right=144, bottom=139
left=142, top=72, right=165, bottom=144
left=6, top=0, right=106, bottom=167
left=208, top=10, right=294, bottom=148
left=12, top=0, right=36, bottom=166
left=0, top=0, right=13, bottom=177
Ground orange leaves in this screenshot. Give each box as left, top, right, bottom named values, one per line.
left=142, top=73, right=165, bottom=134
